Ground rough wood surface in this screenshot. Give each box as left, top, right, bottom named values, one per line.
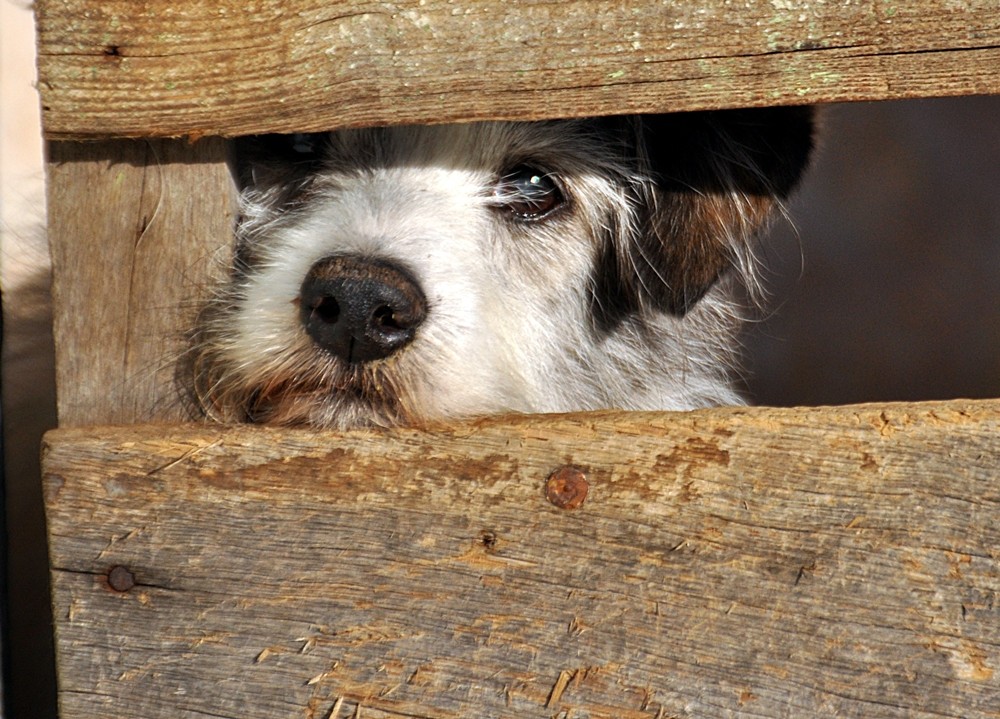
left=46, top=138, right=234, bottom=426
left=44, top=401, right=1000, bottom=719
left=36, top=0, right=1000, bottom=139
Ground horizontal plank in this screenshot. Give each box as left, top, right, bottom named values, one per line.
left=36, top=0, right=1000, bottom=139
left=43, top=400, right=1000, bottom=718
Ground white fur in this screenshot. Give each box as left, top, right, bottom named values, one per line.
left=193, top=120, right=777, bottom=428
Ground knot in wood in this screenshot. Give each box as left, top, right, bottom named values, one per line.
left=545, top=466, right=589, bottom=509
left=478, top=530, right=499, bottom=550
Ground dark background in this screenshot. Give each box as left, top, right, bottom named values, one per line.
left=743, top=95, right=1000, bottom=406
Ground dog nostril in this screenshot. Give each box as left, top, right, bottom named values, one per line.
left=310, top=295, right=341, bottom=324
left=299, top=255, right=426, bottom=364
left=372, top=305, right=403, bottom=330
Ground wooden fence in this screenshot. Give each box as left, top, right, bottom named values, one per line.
left=36, top=1, right=1000, bottom=717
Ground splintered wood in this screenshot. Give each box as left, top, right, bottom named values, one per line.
left=43, top=401, right=1000, bottom=719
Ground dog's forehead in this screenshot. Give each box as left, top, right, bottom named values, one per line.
left=322, top=120, right=607, bottom=171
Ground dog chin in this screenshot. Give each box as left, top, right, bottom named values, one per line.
left=245, top=385, right=408, bottom=429
left=300, top=370, right=414, bottom=428
left=302, top=399, right=407, bottom=430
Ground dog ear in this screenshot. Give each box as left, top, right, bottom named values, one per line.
left=629, top=107, right=814, bottom=315
left=230, top=133, right=327, bottom=195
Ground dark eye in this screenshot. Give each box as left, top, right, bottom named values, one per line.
left=494, top=165, right=565, bottom=220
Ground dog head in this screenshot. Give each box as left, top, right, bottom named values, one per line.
left=192, top=108, right=813, bottom=427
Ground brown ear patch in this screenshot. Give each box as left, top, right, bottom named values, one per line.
left=590, top=107, right=814, bottom=321
left=645, top=190, right=779, bottom=315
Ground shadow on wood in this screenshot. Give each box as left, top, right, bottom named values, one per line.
left=43, top=401, right=999, bottom=718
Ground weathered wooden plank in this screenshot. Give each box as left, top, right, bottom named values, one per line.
left=43, top=401, right=1000, bottom=719
left=46, top=138, right=234, bottom=426
left=36, top=0, right=1000, bottom=139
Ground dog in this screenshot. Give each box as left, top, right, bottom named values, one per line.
left=192, top=108, right=813, bottom=428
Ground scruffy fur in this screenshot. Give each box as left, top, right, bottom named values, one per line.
left=193, top=108, right=813, bottom=428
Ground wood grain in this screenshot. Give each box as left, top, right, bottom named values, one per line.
left=36, top=0, right=1000, bottom=139
left=46, top=139, right=234, bottom=426
left=44, top=401, right=1000, bottom=718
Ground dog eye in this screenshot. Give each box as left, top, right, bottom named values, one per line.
left=495, top=165, right=565, bottom=220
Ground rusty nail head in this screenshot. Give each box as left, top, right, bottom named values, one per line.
left=107, top=565, right=136, bottom=593
left=545, top=466, right=589, bottom=509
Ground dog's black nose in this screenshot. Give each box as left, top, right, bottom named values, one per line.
left=299, top=255, right=426, bottom=364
